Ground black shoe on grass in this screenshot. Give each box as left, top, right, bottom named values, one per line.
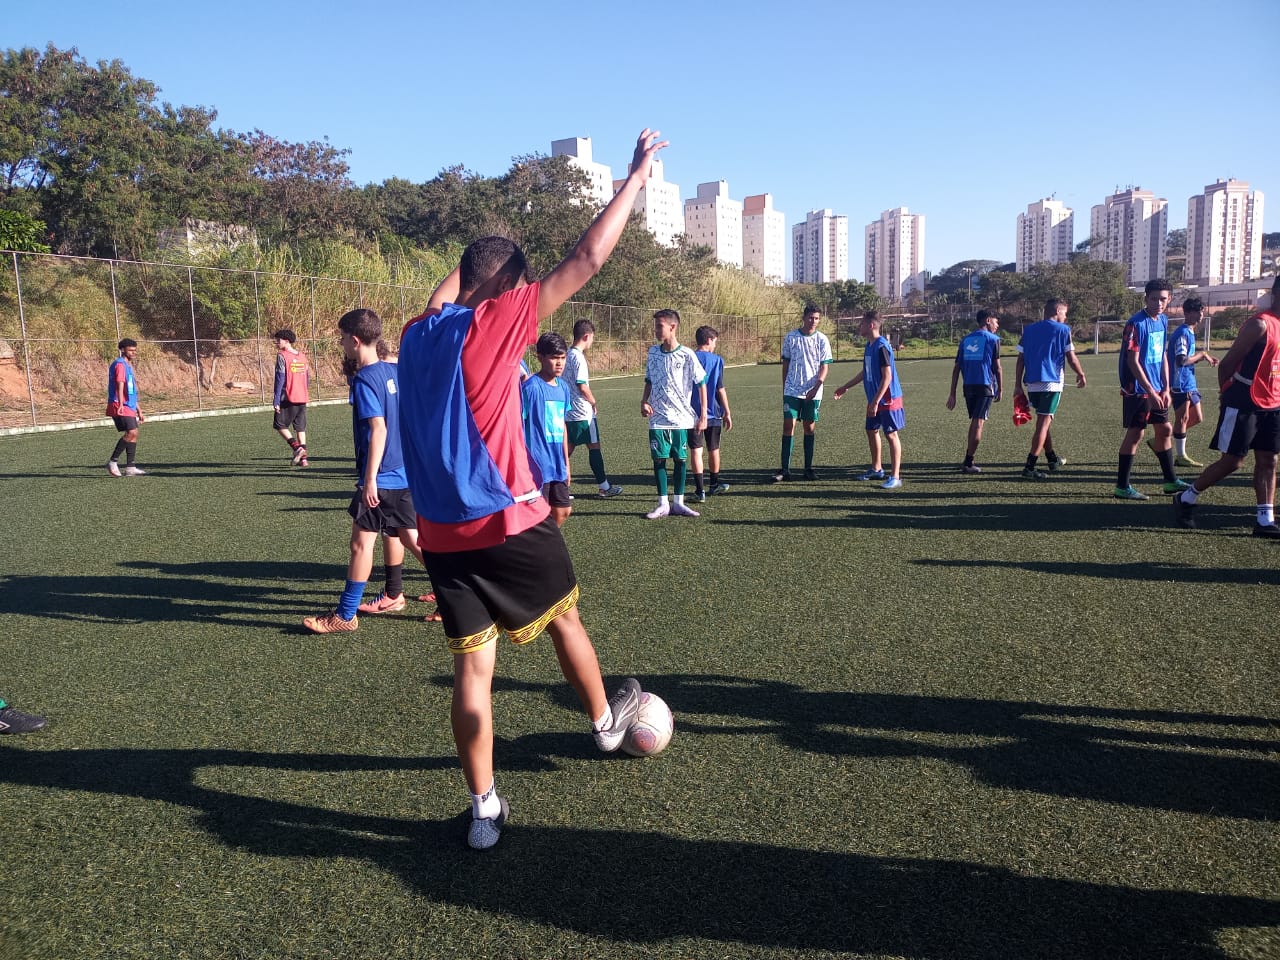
left=0, top=706, right=47, bottom=734
left=1172, top=493, right=1196, bottom=529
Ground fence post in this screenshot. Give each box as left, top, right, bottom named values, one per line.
left=188, top=266, right=204, bottom=409
left=12, top=252, right=37, bottom=427
left=253, top=271, right=265, bottom=405
left=109, top=261, right=122, bottom=341
left=309, top=276, right=320, bottom=394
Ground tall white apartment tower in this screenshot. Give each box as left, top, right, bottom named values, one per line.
left=742, top=193, right=786, bottom=284
left=683, top=181, right=743, bottom=267
left=613, top=156, right=683, bottom=247
left=550, top=136, right=615, bottom=208
left=1186, top=179, right=1264, bottom=286
left=1089, top=188, right=1168, bottom=286
left=865, top=207, right=926, bottom=300
left=1016, top=199, right=1074, bottom=271
left=791, top=209, right=849, bottom=284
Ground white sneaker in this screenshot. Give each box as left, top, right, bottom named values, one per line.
left=467, top=795, right=509, bottom=850
left=645, top=503, right=670, bottom=519
left=670, top=502, right=700, bottom=517
left=123, top=465, right=146, bottom=477
left=106, top=461, right=122, bottom=477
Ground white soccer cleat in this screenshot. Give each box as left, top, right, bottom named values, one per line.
left=645, top=504, right=670, bottom=520
left=669, top=502, right=700, bottom=517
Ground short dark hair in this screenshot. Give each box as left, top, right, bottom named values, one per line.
left=572, top=319, right=596, bottom=341
left=117, top=338, right=137, bottom=351
left=338, top=308, right=382, bottom=345
left=695, top=325, right=719, bottom=346
left=375, top=339, right=390, bottom=360
left=536, top=332, right=568, bottom=356
left=862, top=310, right=880, bottom=323
left=273, top=329, right=296, bottom=344
left=1044, top=298, right=1067, bottom=317
left=459, top=236, right=529, bottom=291
left=653, top=308, right=680, bottom=325
left=1182, top=297, right=1203, bottom=313
left=803, top=304, right=821, bottom=318
left=975, top=309, right=996, bottom=324
left=1144, top=278, right=1172, bottom=295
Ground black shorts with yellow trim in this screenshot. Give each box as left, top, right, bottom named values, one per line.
left=423, top=515, right=579, bottom=654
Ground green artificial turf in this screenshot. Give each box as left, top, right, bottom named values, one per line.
left=1, top=353, right=1277, bottom=960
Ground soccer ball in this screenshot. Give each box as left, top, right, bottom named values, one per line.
left=621, top=692, right=674, bottom=757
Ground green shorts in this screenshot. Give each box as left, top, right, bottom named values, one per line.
left=649, top=428, right=689, bottom=461
left=566, top=418, right=600, bottom=447
left=783, top=396, right=821, bottom=422
left=1027, top=391, right=1062, bottom=417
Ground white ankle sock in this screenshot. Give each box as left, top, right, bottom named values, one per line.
left=592, top=706, right=613, bottom=732
left=471, top=780, right=500, bottom=819
left=1259, top=505, right=1275, bottom=526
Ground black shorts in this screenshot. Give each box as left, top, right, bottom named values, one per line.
left=1172, top=390, right=1202, bottom=410
left=1122, top=394, right=1169, bottom=429
left=689, top=424, right=723, bottom=451
left=112, top=415, right=138, bottom=432
left=963, top=386, right=993, bottom=421
left=424, top=515, right=579, bottom=654
left=347, top=487, right=416, bottom=534
left=274, top=403, right=307, bottom=431
left=543, top=480, right=572, bottom=508
left=1210, top=384, right=1280, bottom=457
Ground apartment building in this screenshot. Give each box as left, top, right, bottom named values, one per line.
left=865, top=207, right=926, bottom=300
left=612, top=155, right=683, bottom=247
left=1016, top=199, right=1074, bottom=272
left=1186, top=179, right=1264, bottom=286
left=1089, top=188, right=1167, bottom=287
left=742, top=193, right=786, bottom=284
left=684, top=181, right=743, bottom=267
left=791, top=209, right=849, bottom=284
left=550, top=137, right=615, bottom=209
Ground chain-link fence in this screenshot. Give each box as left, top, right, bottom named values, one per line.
left=0, top=252, right=783, bottom=429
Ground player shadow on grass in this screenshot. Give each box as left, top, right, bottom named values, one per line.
left=0, top=559, right=339, bottom=627
left=636, top=675, right=1279, bottom=823
left=915, top=556, right=1280, bottom=586
left=1, top=743, right=1275, bottom=958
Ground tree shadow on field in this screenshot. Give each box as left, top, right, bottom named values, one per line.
left=0, top=559, right=339, bottom=627
left=0, top=742, right=1275, bottom=959
left=915, top=556, right=1280, bottom=586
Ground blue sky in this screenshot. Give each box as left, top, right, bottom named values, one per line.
left=9, top=0, right=1277, bottom=278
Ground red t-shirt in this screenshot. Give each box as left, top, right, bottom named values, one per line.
left=414, top=282, right=550, bottom=552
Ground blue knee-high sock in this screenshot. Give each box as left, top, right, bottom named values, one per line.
left=337, top=580, right=367, bottom=620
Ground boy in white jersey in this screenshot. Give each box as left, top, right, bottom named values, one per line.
left=775, top=305, right=833, bottom=482
left=564, top=320, right=623, bottom=498
left=641, top=309, right=707, bottom=518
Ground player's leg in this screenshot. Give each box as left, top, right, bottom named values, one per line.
left=801, top=410, right=819, bottom=480
left=707, top=428, right=728, bottom=493
left=451, top=641, right=508, bottom=849
left=670, top=431, right=698, bottom=516
left=886, top=430, right=903, bottom=481
left=585, top=417, right=621, bottom=496
left=1115, top=399, right=1149, bottom=495
left=547, top=606, right=641, bottom=752
left=866, top=427, right=882, bottom=472
left=648, top=430, right=671, bottom=519
left=776, top=402, right=797, bottom=480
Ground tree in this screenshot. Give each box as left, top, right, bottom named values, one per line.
left=1166, top=228, right=1187, bottom=256
left=927, top=259, right=1002, bottom=302
left=239, top=130, right=364, bottom=242
left=0, top=210, right=51, bottom=252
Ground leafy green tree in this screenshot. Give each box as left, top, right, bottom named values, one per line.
left=928, top=259, right=1002, bottom=302
left=0, top=210, right=51, bottom=252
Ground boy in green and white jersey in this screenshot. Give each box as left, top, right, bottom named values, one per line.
left=641, top=309, right=707, bottom=519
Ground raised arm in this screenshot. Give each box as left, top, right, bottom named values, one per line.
left=537, top=129, right=668, bottom=321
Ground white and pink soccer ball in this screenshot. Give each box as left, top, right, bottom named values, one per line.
left=621, top=691, right=674, bottom=757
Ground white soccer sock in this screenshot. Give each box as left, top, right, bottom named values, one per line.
left=655, top=495, right=669, bottom=507
left=1181, top=486, right=1201, bottom=504
left=471, top=780, right=501, bottom=820
left=1175, top=437, right=1187, bottom=457
left=1259, top=505, right=1275, bottom=526
left=592, top=706, right=613, bottom=732
left=673, top=494, right=685, bottom=506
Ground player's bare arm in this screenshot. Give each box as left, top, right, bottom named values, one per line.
left=539, top=129, right=668, bottom=321
left=1217, top=316, right=1266, bottom=389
